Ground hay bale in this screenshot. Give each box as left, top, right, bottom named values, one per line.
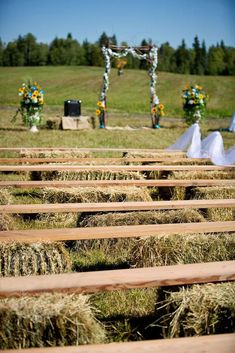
left=20, top=150, right=91, bottom=158
left=80, top=209, right=205, bottom=227
left=0, top=293, right=105, bottom=349
left=0, top=242, right=71, bottom=277
left=167, top=171, right=235, bottom=201
left=169, top=170, right=235, bottom=180
left=0, top=214, right=15, bottom=231
left=0, top=188, right=12, bottom=205
left=158, top=282, right=235, bottom=338
left=194, top=186, right=235, bottom=221
left=42, top=186, right=152, bottom=203
left=35, top=212, right=79, bottom=228
left=123, top=152, right=186, bottom=158
left=31, top=170, right=144, bottom=181
left=70, top=209, right=205, bottom=267
left=130, top=232, right=235, bottom=268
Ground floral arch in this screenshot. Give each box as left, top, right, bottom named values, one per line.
left=96, top=45, right=163, bottom=129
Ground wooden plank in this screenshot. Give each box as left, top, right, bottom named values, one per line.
left=0, top=157, right=209, bottom=164
left=0, top=164, right=234, bottom=172
left=0, top=260, right=234, bottom=297
left=0, top=221, right=234, bottom=243
left=1, top=333, right=234, bottom=353
left=1, top=199, right=235, bottom=214
left=0, top=179, right=235, bottom=188
left=0, top=147, right=184, bottom=153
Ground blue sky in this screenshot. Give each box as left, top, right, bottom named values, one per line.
left=0, top=0, right=234, bottom=48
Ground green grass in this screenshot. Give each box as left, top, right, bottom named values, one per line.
left=0, top=66, right=234, bottom=117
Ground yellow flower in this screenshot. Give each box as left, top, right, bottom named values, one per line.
left=96, top=109, right=101, bottom=116
left=199, top=94, right=204, bottom=100
left=158, top=103, right=164, bottom=110
left=151, top=107, right=157, bottom=114
left=97, top=101, right=104, bottom=108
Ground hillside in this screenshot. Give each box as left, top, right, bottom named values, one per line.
left=0, top=66, right=234, bottom=117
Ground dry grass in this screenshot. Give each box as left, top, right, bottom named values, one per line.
left=31, top=170, right=144, bottom=181
left=80, top=209, right=205, bottom=227
left=35, top=212, right=79, bottom=228
left=130, top=232, right=235, bottom=268
left=20, top=150, right=91, bottom=158
left=42, top=186, right=152, bottom=203
left=157, top=282, right=235, bottom=338
left=0, top=188, right=12, bottom=205
left=193, top=186, right=235, bottom=221
left=0, top=242, right=72, bottom=276
left=169, top=170, right=235, bottom=180
left=0, top=293, right=105, bottom=349
left=70, top=209, right=205, bottom=270
left=0, top=214, right=15, bottom=231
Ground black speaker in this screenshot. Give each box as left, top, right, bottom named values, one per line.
left=64, top=100, right=81, bottom=117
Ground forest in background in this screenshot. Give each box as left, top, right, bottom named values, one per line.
left=0, top=32, right=234, bottom=75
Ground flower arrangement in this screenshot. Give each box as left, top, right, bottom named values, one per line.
left=13, top=80, right=44, bottom=127
left=95, top=100, right=106, bottom=128
left=182, top=84, right=208, bottom=125
left=151, top=96, right=165, bottom=128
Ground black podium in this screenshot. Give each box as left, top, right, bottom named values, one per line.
left=64, top=100, right=81, bottom=117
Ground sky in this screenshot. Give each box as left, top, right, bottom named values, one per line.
left=0, top=0, right=234, bottom=48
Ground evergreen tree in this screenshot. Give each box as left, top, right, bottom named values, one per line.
left=98, top=32, right=110, bottom=47
left=158, top=42, right=175, bottom=72
left=207, top=45, right=226, bottom=75
left=139, top=39, right=149, bottom=70
left=192, top=35, right=205, bottom=75
left=173, top=39, right=191, bottom=73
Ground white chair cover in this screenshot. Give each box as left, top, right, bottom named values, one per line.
left=167, top=124, right=235, bottom=165
left=229, top=112, right=235, bottom=132
left=167, top=123, right=201, bottom=151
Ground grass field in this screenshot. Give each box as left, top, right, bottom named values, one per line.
left=0, top=66, right=234, bottom=117
left=0, top=66, right=234, bottom=150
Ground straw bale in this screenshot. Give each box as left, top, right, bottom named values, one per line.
left=0, top=293, right=105, bottom=349
left=0, top=214, right=15, bottom=231
left=20, top=150, right=91, bottom=158
left=169, top=170, right=235, bottom=180
left=70, top=209, right=205, bottom=264
left=42, top=186, right=152, bottom=203
left=193, top=186, right=235, bottom=221
left=167, top=171, right=235, bottom=200
left=157, top=282, right=235, bottom=338
left=80, top=209, right=205, bottom=227
left=35, top=212, right=79, bottom=228
left=31, top=170, right=144, bottom=181
left=0, top=188, right=12, bottom=205
left=0, top=242, right=71, bottom=277
left=123, top=152, right=186, bottom=158
left=130, top=232, right=235, bottom=268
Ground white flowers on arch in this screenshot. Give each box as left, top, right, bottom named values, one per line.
left=98, top=45, right=160, bottom=128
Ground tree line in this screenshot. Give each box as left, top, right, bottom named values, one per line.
left=0, top=32, right=234, bottom=75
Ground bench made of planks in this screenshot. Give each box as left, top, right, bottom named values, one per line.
left=0, top=221, right=234, bottom=243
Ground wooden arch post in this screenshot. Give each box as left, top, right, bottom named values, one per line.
left=96, top=45, right=163, bottom=129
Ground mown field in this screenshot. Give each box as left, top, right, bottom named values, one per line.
left=0, top=66, right=234, bottom=150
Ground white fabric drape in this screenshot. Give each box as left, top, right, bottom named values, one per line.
left=229, top=112, right=235, bottom=132
left=167, top=123, right=235, bottom=165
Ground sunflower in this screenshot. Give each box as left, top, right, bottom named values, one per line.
left=151, top=107, right=157, bottom=114
left=96, top=109, right=101, bottom=116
